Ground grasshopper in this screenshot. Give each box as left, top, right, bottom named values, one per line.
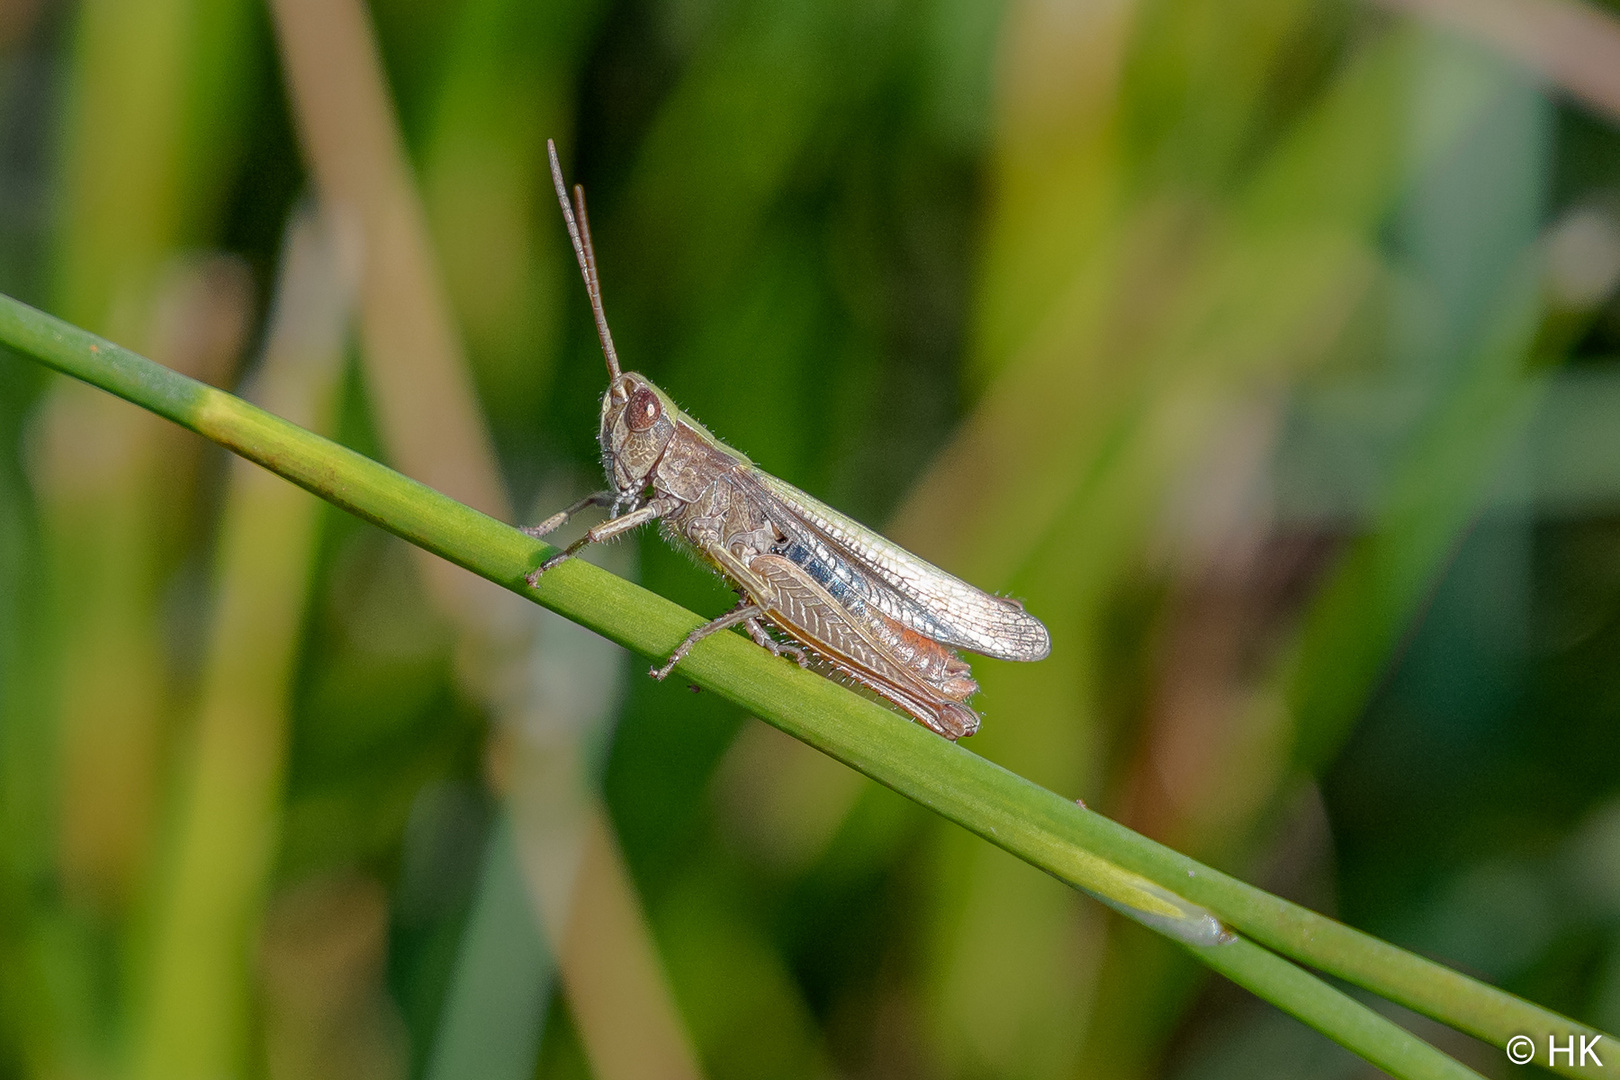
left=524, top=141, right=1050, bottom=739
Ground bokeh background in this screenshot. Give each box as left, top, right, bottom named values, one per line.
left=1, top=0, right=1620, bottom=1077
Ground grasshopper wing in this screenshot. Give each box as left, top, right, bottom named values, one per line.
left=746, top=470, right=1051, bottom=662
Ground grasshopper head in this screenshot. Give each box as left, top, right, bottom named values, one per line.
left=600, top=372, right=677, bottom=495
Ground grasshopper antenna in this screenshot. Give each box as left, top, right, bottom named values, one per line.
left=547, top=139, right=622, bottom=381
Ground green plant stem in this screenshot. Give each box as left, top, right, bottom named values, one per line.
left=1194, top=938, right=1474, bottom=1080
left=6, top=293, right=1614, bottom=1080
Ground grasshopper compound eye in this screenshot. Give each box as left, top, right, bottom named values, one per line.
left=627, top=387, right=662, bottom=432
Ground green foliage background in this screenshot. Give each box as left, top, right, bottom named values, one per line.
left=1, top=0, right=1619, bottom=1078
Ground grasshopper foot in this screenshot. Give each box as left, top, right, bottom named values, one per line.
left=745, top=618, right=810, bottom=667
left=520, top=510, right=569, bottom=540
left=779, top=642, right=810, bottom=668
left=524, top=552, right=568, bottom=588
left=526, top=541, right=589, bottom=587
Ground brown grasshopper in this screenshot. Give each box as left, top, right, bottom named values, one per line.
left=524, top=141, right=1049, bottom=739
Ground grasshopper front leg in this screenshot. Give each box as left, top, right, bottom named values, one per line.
left=525, top=500, right=666, bottom=586
left=520, top=490, right=616, bottom=540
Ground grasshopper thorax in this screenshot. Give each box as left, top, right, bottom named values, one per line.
left=600, top=372, right=678, bottom=495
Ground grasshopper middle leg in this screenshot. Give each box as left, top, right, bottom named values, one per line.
left=651, top=600, right=764, bottom=680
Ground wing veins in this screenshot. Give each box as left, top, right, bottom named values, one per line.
left=739, top=469, right=1051, bottom=661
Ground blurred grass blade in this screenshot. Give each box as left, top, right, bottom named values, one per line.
left=34, top=257, right=251, bottom=910
left=57, top=0, right=255, bottom=337
left=419, top=0, right=604, bottom=430
left=1372, top=0, right=1620, bottom=124
left=7, top=297, right=1614, bottom=1079
left=268, top=0, right=507, bottom=530
left=898, top=23, right=1425, bottom=1073
left=500, top=553, right=706, bottom=1080
left=28, top=255, right=250, bottom=1078
left=132, top=207, right=352, bottom=1080
left=268, top=3, right=704, bottom=1077
left=425, top=814, right=550, bottom=1080
left=47, top=0, right=258, bottom=1061
left=547, top=810, right=707, bottom=1080
left=258, top=872, right=408, bottom=1080
left=1288, top=263, right=1546, bottom=771
left=1287, top=27, right=1565, bottom=770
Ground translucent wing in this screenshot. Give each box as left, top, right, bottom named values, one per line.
left=743, top=469, right=1051, bottom=662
